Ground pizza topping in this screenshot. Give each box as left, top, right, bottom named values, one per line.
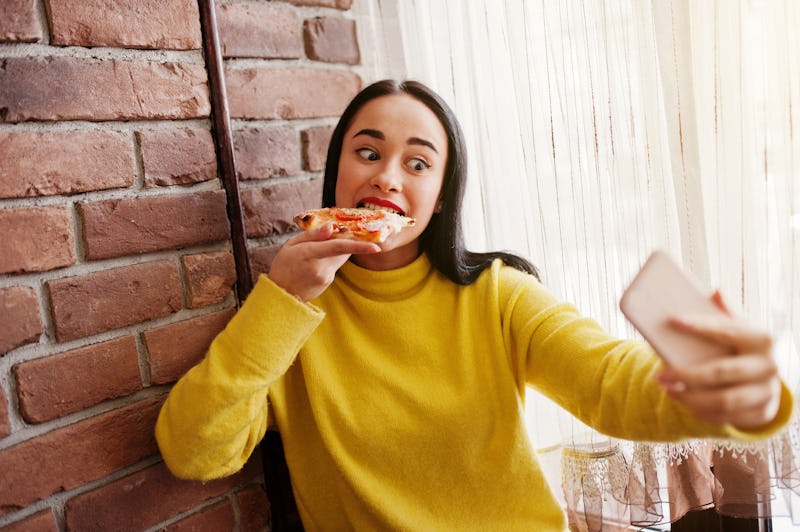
left=334, top=208, right=381, bottom=222
left=293, top=207, right=415, bottom=243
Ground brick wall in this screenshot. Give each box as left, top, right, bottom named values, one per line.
left=0, top=0, right=362, bottom=529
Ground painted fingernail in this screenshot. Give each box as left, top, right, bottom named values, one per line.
left=662, top=380, right=687, bottom=394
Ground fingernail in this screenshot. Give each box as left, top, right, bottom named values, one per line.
left=662, top=380, right=687, bottom=394
left=657, top=372, right=685, bottom=391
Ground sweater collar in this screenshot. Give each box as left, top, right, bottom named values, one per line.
left=337, top=253, right=434, bottom=299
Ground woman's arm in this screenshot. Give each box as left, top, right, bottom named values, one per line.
left=500, top=268, right=791, bottom=441
left=155, top=275, right=325, bottom=480
left=156, top=224, right=378, bottom=479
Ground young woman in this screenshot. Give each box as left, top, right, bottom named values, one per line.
left=156, top=80, right=791, bottom=531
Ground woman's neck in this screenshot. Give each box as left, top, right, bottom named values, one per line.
left=350, top=241, right=421, bottom=271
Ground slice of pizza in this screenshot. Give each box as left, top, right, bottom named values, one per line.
left=293, top=207, right=415, bottom=243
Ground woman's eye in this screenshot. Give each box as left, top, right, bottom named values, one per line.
left=356, top=148, right=379, bottom=161
left=407, top=158, right=430, bottom=172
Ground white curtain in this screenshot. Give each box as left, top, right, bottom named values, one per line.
left=354, top=0, right=800, bottom=528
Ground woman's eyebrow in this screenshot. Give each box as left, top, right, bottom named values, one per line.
left=353, top=128, right=438, bottom=154
left=407, top=136, right=438, bottom=153
left=353, top=128, right=384, bottom=140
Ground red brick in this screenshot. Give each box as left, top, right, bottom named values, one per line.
left=234, top=126, right=301, bottom=180
left=0, top=206, right=74, bottom=275
left=237, top=486, right=270, bottom=532
left=0, top=396, right=163, bottom=516
left=0, top=131, right=134, bottom=198
left=0, top=286, right=42, bottom=355
left=48, top=261, right=181, bottom=342
left=65, top=459, right=261, bottom=531
left=0, top=392, right=9, bottom=439
left=0, top=0, right=42, bottom=42
left=79, top=191, right=230, bottom=260
left=301, top=125, right=333, bottom=172
left=15, top=336, right=142, bottom=423
left=217, top=3, right=300, bottom=59
left=0, top=56, right=209, bottom=123
left=166, top=500, right=235, bottom=532
left=227, top=68, right=360, bottom=120
left=249, top=245, right=282, bottom=281
left=304, top=17, right=360, bottom=65
left=285, top=0, right=352, bottom=8
left=47, top=0, right=200, bottom=49
left=3, top=509, right=57, bottom=532
left=242, top=180, right=323, bottom=238
left=182, top=252, right=236, bottom=309
left=138, top=129, right=217, bottom=187
left=145, top=308, right=235, bottom=385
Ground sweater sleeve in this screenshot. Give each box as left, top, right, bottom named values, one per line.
left=498, top=265, right=792, bottom=442
left=155, top=275, right=325, bottom=480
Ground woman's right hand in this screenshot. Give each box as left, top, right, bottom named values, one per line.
left=268, top=223, right=380, bottom=302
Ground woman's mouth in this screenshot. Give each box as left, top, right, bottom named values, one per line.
left=356, top=197, right=406, bottom=216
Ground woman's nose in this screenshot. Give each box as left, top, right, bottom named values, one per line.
left=369, top=167, right=402, bottom=192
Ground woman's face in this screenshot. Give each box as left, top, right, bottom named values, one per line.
left=335, top=94, right=448, bottom=269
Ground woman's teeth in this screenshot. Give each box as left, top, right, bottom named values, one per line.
left=359, top=202, right=403, bottom=215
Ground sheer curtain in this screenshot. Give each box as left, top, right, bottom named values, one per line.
left=354, top=0, right=799, bottom=528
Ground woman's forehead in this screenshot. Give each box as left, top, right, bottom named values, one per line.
left=346, top=94, right=447, bottom=145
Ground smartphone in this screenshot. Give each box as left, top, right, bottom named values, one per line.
left=619, top=250, right=729, bottom=367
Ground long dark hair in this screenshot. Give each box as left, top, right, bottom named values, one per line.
left=323, top=79, right=539, bottom=285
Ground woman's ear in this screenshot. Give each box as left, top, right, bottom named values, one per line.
left=434, top=199, right=443, bottom=213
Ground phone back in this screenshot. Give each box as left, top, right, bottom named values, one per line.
left=620, top=250, right=730, bottom=366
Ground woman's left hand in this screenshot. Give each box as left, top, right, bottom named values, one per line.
left=656, top=291, right=782, bottom=430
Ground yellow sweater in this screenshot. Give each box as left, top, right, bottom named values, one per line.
left=155, top=254, right=792, bottom=531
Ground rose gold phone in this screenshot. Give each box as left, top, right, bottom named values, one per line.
left=619, top=250, right=729, bottom=366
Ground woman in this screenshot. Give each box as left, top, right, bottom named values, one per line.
left=156, top=80, right=791, bottom=531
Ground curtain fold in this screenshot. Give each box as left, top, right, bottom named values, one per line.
left=354, top=0, right=800, bottom=527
